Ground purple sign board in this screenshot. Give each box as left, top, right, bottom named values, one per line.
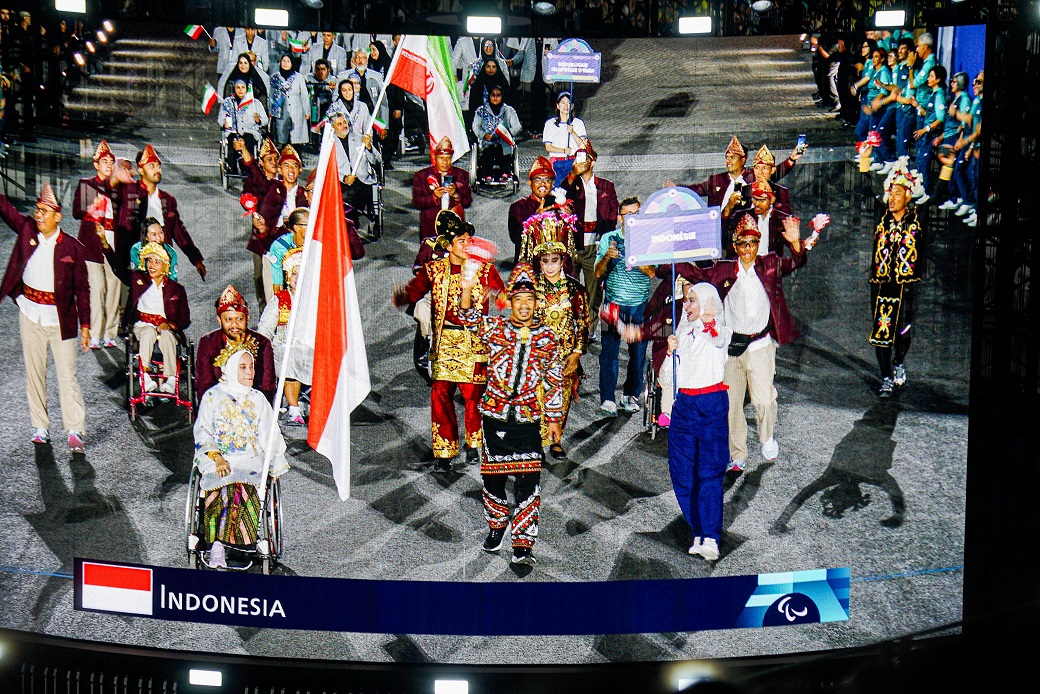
left=624, top=187, right=723, bottom=266
left=545, top=38, right=602, bottom=83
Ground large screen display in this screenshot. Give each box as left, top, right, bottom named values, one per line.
left=0, top=21, right=975, bottom=664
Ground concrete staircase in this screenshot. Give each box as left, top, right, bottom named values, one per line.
left=63, top=24, right=217, bottom=129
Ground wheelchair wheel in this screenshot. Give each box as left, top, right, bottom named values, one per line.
left=261, top=478, right=282, bottom=575
left=183, top=342, right=196, bottom=422
left=125, top=337, right=140, bottom=422
left=469, top=146, right=478, bottom=186
left=184, top=466, right=203, bottom=569
left=511, top=149, right=521, bottom=195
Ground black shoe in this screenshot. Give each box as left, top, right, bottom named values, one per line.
left=878, top=377, right=894, bottom=398
left=511, top=547, right=536, bottom=565
left=433, top=459, right=452, bottom=473
left=465, top=446, right=480, bottom=464
left=482, top=526, right=507, bottom=553
left=548, top=443, right=566, bottom=460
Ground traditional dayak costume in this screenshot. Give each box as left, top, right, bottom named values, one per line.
left=460, top=263, right=564, bottom=565
left=870, top=162, right=924, bottom=396
left=394, top=211, right=506, bottom=462
left=526, top=209, right=590, bottom=452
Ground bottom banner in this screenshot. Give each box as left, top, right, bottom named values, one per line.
left=73, top=559, right=850, bottom=636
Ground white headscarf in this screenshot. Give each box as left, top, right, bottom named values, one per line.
left=691, top=282, right=724, bottom=324
left=220, top=348, right=255, bottom=398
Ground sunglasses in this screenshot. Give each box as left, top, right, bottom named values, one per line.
left=734, top=240, right=759, bottom=248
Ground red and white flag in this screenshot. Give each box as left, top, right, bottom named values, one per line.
left=493, top=122, right=515, bottom=147
left=80, top=562, right=153, bottom=616
left=201, top=83, right=219, bottom=115
left=289, top=125, right=371, bottom=500
left=238, top=86, right=255, bottom=110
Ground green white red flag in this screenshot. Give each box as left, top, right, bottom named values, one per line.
left=201, top=83, right=218, bottom=114
left=184, top=25, right=206, bottom=40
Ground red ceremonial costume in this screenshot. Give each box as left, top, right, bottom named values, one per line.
left=194, top=285, right=278, bottom=402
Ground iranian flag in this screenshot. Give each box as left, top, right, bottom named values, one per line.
left=371, top=113, right=388, bottom=136
left=201, top=83, right=218, bottom=114
left=493, top=122, right=516, bottom=147
left=283, top=125, right=370, bottom=500
left=288, top=36, right=307, bottom=54
left=184, top=25, right=206, bottom=40
left=383, top=35, right=469, bottom=163
left=239, top=86, right=254, bottom=109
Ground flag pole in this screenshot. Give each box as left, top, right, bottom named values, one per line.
left=257, top=123, right=337, bottom=503
left=350, top=37, right=406, bottom=176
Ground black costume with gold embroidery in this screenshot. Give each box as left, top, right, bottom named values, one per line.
left=868, top=207, right=922, bottom=379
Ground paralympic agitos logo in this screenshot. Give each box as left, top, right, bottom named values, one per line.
left=762, top=593, right=821, bottom=626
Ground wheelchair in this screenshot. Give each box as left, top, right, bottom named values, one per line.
left=342, top=151, right=384, bottom=241
left=124, top=333, right=196, bottom=422
left=469, top=140, right=520, bottom=196
left=642, top=353, right=666, bottom=440
left=184, top=464, right=283, bottom=575
left=219, top=130, right=259, bottom=191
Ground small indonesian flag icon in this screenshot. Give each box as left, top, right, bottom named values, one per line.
left=80, top=561, right=153, bottom=615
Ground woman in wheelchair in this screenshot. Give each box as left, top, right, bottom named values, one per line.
left=114, top=243, right=190, bottom=394
left=193, top=345, right=289, bottom=570
left=218, top=78, right=269, bottom=177
left=472, top=86, right=521, bottom=182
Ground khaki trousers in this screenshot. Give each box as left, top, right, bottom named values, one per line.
left=252, top=253, right=274, bottom=313
left=576, top=244, right=602, bottom=335
left=723, top=340, right=777, bottom=462
left=20, top=311, right=87, bottom=434
left=86, top=259, right=122, bottom=342
left=134, top=324, right=178, bottom=377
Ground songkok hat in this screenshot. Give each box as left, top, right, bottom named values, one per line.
left=37, top=182, right=61, bottom=212
left=507, top=263, right=538, bottom=297
left=258, top=137, right=278, bottom=160
left=434, top=209, right=469, bottom=249
left=278, top=144, right=302, bottom=167
left=732, top=213, right=761, bottom=241
left=139, top=144, right=161, bottom=167
left=577, top=137, right=597, bottom=161
left=282, top=246, right=303, bottom=279
left=882, top=157, right=925, bottom=202
left=724, top=135, right=746, bottom=159
left=138, top=242, right=171, bottom=273
left=529, top=155, right=555, bottom=180
left=523, top=208, right=578, bottom=259
left=305, top=168, right=317, bottom=188
left=753, top=144, right=775, bottom=167
left=93, top=140, right=115, bottom=163
left=216, top=284, right=249, bottom=319
left=750, top=180, right=774, bottom=199
left=434, top=136, right=454, bottom=155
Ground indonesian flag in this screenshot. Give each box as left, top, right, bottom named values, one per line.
left=201, top=83, right=218, bottom=114
left=291, top=125, right=371, bottom=500
left=239, top=86, right=255, bottom=110
left=184, top=25, right=205, bottom=40
left=288, top=36, right=307, bottom=54
left=383, top=35, right=469, bottom=163
left=493, top=122, right=515, bottom=147
left=78, top=561, right=153, bottom=616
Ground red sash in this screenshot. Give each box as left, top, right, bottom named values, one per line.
left=22, top=285, right=56, bottom=306
left=137, top=312, right=166, bottom=327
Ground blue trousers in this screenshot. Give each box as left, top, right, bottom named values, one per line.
left=894, top=108, right=914, bottom=159
left=914, top=114, right=935, bottom=193
left=667, top=390, right=729, bottom=541
left=951, top=143, right=975, bottom=207
left=870, top=105, right=893, bottom=163
left=599, top=302, right=647, bottom=403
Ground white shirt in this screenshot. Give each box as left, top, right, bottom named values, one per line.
left=660, top=317, right=730, bottom=391
left=542, top=117, right=587, bottom=159
left=278, top=185, right=299, bottom=228
left=17, top=232, right=60, bottom=326
left=723, top=260, right=772, bottom=352
left=757, top=209, right=771, bottom=256
left=146, top=188, right=163, bottom=227
left=136, top=279, right=167, bottom=324
left=580, top=174, right=598, bottom=246
left=721, top=173, right=742, bottom=210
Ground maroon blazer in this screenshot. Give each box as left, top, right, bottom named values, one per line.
left=686, top=158, right=795, bottom=209
left=107, top=252, right=191, bottom=336
left=116, top=183, right=205, bottom=269
left=0, top=196, right=91, bottom=341
left=411, top=165, right=472, bottom=240
left=257, top=181, right=309, bottom=255
left=71, top=175, right=120, bottom=264
left=562, top=173, right=619, bottom=250
left=242, top=159, right=277, bottom=201
left=682, top=249, right=807, bottom=346
left=195, top=328, right=277, bottom=403
left=723, top=209, right=794, bottom=259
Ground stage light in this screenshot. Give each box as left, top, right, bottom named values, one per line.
left=85, top=41, right=95, bottom=53
left=54, top=0, right=87, bottom=12
left=73, top=52, right=85, bottom=66
left=750, top=0, right=774, bottom=12
left=533, top=1, right=557, bottom=14
left=875, top=9, right=906, bottom=27
left=300, top=0, right=324, bottom=8
left=188, top=669, right=223, bottom=687
left=97, top=30, right=107, bottom=43
left=678, top=16, right=712, bottom=34
left=103, top=19, right=114, bottom=32
left=254, top=8, right=290, bottom=27
left=434, top=681, right=468, bottom=694
left=466, top=16, right=502, bottom=34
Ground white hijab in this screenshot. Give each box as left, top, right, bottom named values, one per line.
left=220, top=348, right=255, bottom=398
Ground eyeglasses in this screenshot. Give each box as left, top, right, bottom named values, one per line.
left=734, top=240, right=759, bottom=248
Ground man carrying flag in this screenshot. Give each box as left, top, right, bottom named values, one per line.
left=265, top=123, right=370, bottom=501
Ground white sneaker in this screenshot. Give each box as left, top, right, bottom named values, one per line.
left=620, top=395, right=641, bottom=413
left=159, top=379, right=177, bottom=395
left=955, top=203, right=973, bottom=217
left=688, top=537, right=702, bottom=555
left=89, top=338, right=100, bottom=350
left=727, top=460, right=746, bottom=474
left=207, top=541, right=228, bottom=569
left=698, top=537, right=720, bottom=561
left=938, top=199, right=959, bottom=211
left=761, top=437, right=779, bottom=461
left=143, top=374, right=157, bottom=392
left=598, top=400, right=617, bottom=417
left=965, top=213, right=978, bottom=227
left=915, top=194, right=930, bottom=206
